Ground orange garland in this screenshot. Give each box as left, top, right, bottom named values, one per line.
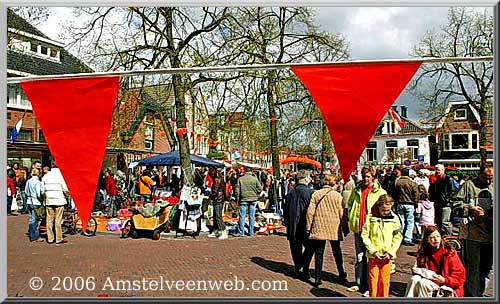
left=280, top=156, right=322, bottom=170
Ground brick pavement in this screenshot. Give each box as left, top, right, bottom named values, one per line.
left=7, top=215, right=493, bottom=298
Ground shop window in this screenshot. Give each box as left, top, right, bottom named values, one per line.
left=454, top=108, right=467, bottom=120
left=367, top=142, right=377, bottom=162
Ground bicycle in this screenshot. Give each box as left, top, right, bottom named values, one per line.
left=39, top=207, right=98, bottom=236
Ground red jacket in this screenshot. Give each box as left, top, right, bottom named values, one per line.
left=7, top=176, right=16, bottom=198
left=105, top=176, right=118, bottom=196
left=417, top=246, right=466, bottom=297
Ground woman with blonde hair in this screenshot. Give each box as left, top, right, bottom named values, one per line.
left=302, top=174, right=348, bottom=287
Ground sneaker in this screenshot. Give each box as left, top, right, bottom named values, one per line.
left=208, top=232, right=217, bottom=238
left=218, top=231, right=228, bottom=240
left=232, top=233, right=241, bottom=237
left=347, top=286, right=359, bottom=292
left=362, top=291, right=369, bottom=297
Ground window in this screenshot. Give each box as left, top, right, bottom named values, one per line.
left=385, top=121, right=396, bottom=134
left=8, top=128, right=32, bottom=142
left=385, top=140, right=398, bottom=160
left=144, top=117, right=154, bottom=150
left=442, top=132, right=479, bottom=151
left=38, top=130, right=46, bottom=143
left=367, top=142, right=377, bottom=162
left=7, top=84, right=31, bottom=108
left=40, top=45, right=48, bottom=55
left=472, top=133, right=478, bottom=150
left=454, top=108, right=467, bottom=120
left=407, top=140, right=419, bottom=160
left=30, top=42, right=38, bottom=52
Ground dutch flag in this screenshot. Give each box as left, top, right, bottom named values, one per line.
left=388, top=107, right=405, bottom=132
left=10, top=113, right=25, bottom=143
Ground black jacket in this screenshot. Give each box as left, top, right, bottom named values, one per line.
left=429, top=175, right=456, bottom=208
left=283, top=183, right=313, bottom=241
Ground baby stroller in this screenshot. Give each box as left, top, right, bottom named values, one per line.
left=121, top=201, right=173, bottom=240
left=174, top=186, right=203, bottom=238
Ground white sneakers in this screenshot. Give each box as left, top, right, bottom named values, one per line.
left=346, top=286, right=369, bottom=297
left=218, top=231, right=228, bottom=240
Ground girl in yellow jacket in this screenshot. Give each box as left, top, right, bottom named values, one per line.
left=361, top=194, right=403, bottom=297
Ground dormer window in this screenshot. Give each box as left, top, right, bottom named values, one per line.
left=454, top=108, right=467, bottom=120
left=27, top=41, right=60, bottom=62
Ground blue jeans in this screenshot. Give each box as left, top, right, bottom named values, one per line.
left=28, top=205, right=42, bottom=241
left=20, top=192, right=28, bottom=213
left=396, top=204, right=415, bottom=243
left=354, top=233, right=368, bottom=292
left=238, top=202, right=256, bottom=236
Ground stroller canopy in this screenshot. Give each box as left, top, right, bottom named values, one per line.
left=137, top=150, right=224, bottom=168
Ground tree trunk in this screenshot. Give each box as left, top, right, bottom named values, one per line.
left=165, top=8, right=194, bottom=186
left=172, top=73, right=194, bottom=186
left=266, top=71, right=281, bottom=179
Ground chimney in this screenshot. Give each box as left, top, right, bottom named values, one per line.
left=400, top=105, right=408, bottom=118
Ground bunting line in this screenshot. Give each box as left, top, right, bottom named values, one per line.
left=6, top=56, right=493, bottom=84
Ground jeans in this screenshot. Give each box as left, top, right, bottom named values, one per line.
left=396, top=204, right=415, bottom=243
left=414, top=212, right=421, bottom=239
left=238, top=201, right=256, bottom=236
left=213, top=203, right=225, bottom=231
left=354, top=233, right=369, bottom=292
left=7, top=196, right=13, bottom=215
left=462, top=239, right=493, bottom=297
left=436, top=206, right=452, bottom=235
left=20, top=192, right=28, bottom=213
left=27, top=205, right=42, bottom=241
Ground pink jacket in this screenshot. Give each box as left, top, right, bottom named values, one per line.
left=415, top=199, right=435, bottom=226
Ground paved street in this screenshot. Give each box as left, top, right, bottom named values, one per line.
left=7, top=214, right=492, bottom=298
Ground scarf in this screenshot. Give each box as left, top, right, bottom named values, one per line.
left=358, top=184, right=373, bottom=232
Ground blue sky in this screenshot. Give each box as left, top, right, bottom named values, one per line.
left=36, top=6, right=493, bottom=121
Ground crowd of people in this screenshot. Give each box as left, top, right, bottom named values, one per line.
left=7, top=159, right=493, bottom=298
left=281, top=163, right=493, bottom=298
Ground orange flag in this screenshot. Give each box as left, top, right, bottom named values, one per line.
left=21, top=77, right=120, bottom=231
left=292, top=62, right=422, bottom=183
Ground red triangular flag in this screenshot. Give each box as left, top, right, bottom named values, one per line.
left=21, top=77, right=120, bottom=231
left=292, top=62, right=421, bottom=183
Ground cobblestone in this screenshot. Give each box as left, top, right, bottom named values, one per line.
left=7, top=215, right=493, bottom=298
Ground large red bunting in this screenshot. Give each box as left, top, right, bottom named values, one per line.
left=292, top=62, right=422, bottom=183
left=21, top=77, right=120, bottom=231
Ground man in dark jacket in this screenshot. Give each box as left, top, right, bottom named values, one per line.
left=283, top=170, right=313, bottom=277
left=394, top=168, right=419, bottom=245
left=428, top=164, right=457, bottom=235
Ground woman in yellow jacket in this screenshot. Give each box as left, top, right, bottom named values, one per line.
left=361, top=194, right=403, bottom=297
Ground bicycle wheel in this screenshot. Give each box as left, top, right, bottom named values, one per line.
left=86, top=217, right=98, bottom=236
left=121, top=219, right=132, bottom=238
